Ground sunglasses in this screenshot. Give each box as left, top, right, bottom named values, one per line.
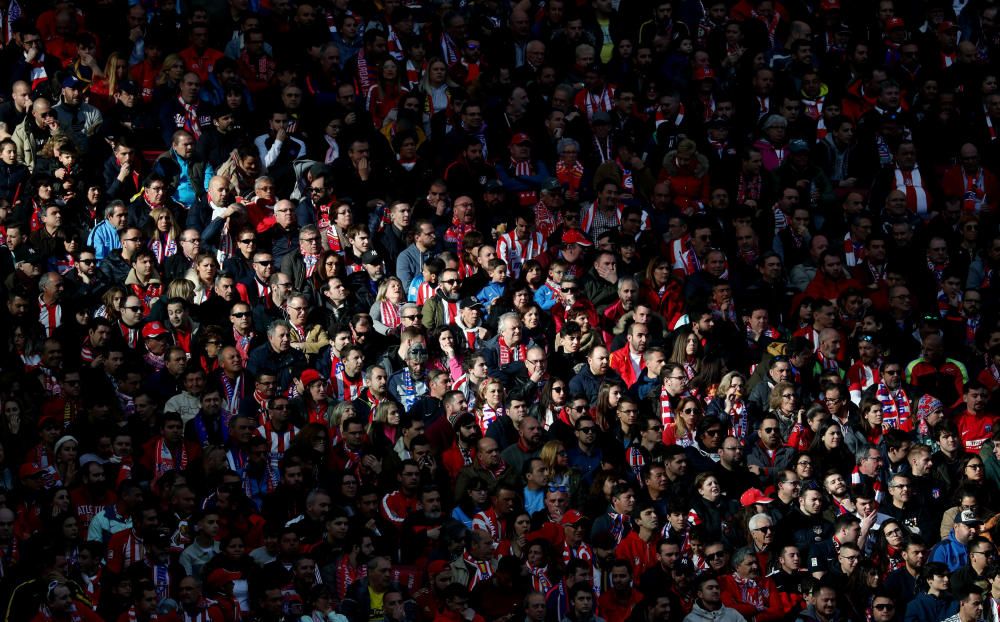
left=577, top=426, right=596, bottom=433
left=231, top=312, right=249, bottom=318
left=873, top=604, right=894, bottom=612
left=705, top=552, right=726, bottom=561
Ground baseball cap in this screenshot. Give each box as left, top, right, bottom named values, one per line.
left=820, top=0, right=841, bottom=10
left=141, top=321, right=168, bottom=339
left=19, top=463, right=45, bottom=479
left=561, top=228, right=593, bottom=247
left=509, top=132, right=532, bottom=146
left=740, top=488, right=775, bottom=507
left=693, top=66, right=716, bottom=81
left=789, top=139, right=810, bottom=154
left=117, top=80, right=141, bottom=96
left=541, top=178, right=562, bottom=193
left=560, top=510, right=585, bottom=525
left=460, top=297, right=483, bottom=311
left=300, top=369, right=323, bottom=387
left=958, top=509, right=984, bottom=526
left=361, top=250, right=381, bottom=265
left=484, top=180, right=504, bottom=193
left=61, top=75, right=84, bottom=90
left=937, top=20, right=959, bottom=33
left=407, top=344, right=429, bottom=362
left=591, top=111, right=612, bottom=125
left=886, top=17, right=905, bottom=30
left=206, top=568, right=242, bottom=589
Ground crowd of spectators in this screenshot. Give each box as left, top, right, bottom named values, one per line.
left=8, top=0, right=1000, bottom=621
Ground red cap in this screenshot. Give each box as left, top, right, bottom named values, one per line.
left=427, top=560, right=450, bottom=577
left=37, top=415, right=60, bottom=430
left=693, top=66, right=716, bottom=81
left=18, top=463, right=44, bottom=479
left=820, top=0, right=841, bottom=10
left=141, top=321, right=168, bottom=339
left=561, top=228, right=593, bottom=247
left=740, top=488, right=775, bottom=507
left=885, top=17, right=905, bottom=30
left=560, top=510, right=585, bottom=525
left=509, top=132, right=532, bottom=146
left=937, top=20, right=958, bottom=33
left=206, top=568, right=241, bottom=589
left=300, top=369, right=323, bottom=386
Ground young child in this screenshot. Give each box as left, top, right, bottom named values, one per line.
left=533, top=258, right=568, bottom=311
left=408, top=256, right=445, bottom=304
left=0, top=139, right=28, bottom=204
left=476, top=258, right=509, bottom=318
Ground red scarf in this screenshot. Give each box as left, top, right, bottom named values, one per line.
left=153, top=438, right=187, bottom=485
left=497, top=336, right=526, bottom=366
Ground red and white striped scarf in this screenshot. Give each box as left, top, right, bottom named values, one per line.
left=874, top=384, right=912, bottom=431
left=233, top=328, right=253, bottom=364
left=38, top=297, right=61, bottom=337
left=497, top=336, right=526, bottom=366
left=153, top=438, right=187, bottom=483
left=893, top=167, right=930, bottom=215
left=462, top=551, right=493, bottom=590
left=730, top=572, right=770, bottom=611
left=477, top=403, right=506, bottom=435
left=843, top=232, right=865, bottom=267
left=962, top=169, right=987, bottom=213
left=729, top=400, right=749, bottom=445
left=333, top=369, right=365, bottom=402
left=660, top=387, right=677, bottom=425
left=148, top=232, right=177, bottom=265
left=380, top=301, right=401, bottom=329
left=584, top=87, right=613, bottom=119
left=178, top=97, right=202, bottom=140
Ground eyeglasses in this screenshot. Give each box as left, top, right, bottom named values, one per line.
left=309, top=187, right=326, bottom=194
left=781, top=480, right=802, bottom=486
left=239, top=238, right=256, bottom=244
left=873, top=604, right=895, bottom=612
left=968, top=463, right=985, bottom=470
left=761, top=428, right=777, bottom=434
left=78, top=259, right=95, bottom=265
left=182, top=238, right=202, bottom=244
left=682, top=408, right=702, bottom=415
left=301, top=237, right=319, bottom=243
left=668, top=375, right=687, bottom=381
left=570, top=405, right=588, bottom=413
left=649, top=426, right=664, bottom=432
left=123, top=305, right=143, bottom=312
left=440, top=279, right=458, bottom=284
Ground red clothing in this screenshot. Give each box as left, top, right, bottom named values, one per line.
left=905, top=358, right=968, bottom=410
left=640, top=280, right=685, bottom=327
left=31, top=602, right=104, bottom=622
left=803, top=271, right=862, bottom=303
left=954, top=409, right=1000, bottom=453
left=381, top=489, right=420, bottom=526
left=615, top=531, right=658, bottom=582
left=70, top=488, right=116, bottom=534
left=941, top=164, right=1000, bottom=214
left=178, top=46, right=225, bottom=82
left=598, top=589, right=643, bottom=622
left=718, top=574, right=785, bottom=622
left=609, top=344, right=646, bottom=387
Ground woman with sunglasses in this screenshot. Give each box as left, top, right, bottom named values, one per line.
left=663, top=397, right=703, bottom=448
left=532, top=377, right=570, bottom=436
left=540, top=440, right=582, bottom=503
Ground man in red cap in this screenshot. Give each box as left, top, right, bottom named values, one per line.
left=497, top=133, right=550, bottom=208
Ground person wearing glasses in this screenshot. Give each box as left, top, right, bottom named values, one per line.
left=882, top=473, right=935, bottom=539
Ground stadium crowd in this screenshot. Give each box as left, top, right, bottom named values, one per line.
left=7, top=0, right=1000, bottom=621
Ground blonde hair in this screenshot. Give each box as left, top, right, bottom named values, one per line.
left=375, top=276, right=404, bottom=303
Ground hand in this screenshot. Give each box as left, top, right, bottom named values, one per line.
left=747, top=464, right=762, bottom=475
left=356, top=157, right=370, bottom=181
left=129, top=26, right=143, bottom=42
left=275, top=127, right=287, bottom=143
left=426, top=527, right=441, bottom=540
left=54, top=168, right=67, bottom=180
left=344, top=112, right=357, bottom=125
left=744, top=199, right=758, bottom=209
left=25, top=46, right=39, bottom=63
left=516, top=535, right=527, bottom=549
left=117, top=160, right=131, bottom=181
left=629, top=155, right=645, bottom=170
left=292, top=378, right=304, bottom=395
left=839, top=177, right=857, bottom=188
left=477, top=327, right=489, bottom=339
left=44, top=116, right=59, bottom=130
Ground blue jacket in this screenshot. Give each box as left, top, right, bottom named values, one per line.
left=87, top=220, right=121, bottom=261
left=929, top=531, right=969, bottom=572
left=903, top=592, right=957, bottom=622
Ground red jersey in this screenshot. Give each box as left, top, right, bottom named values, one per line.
left=954, top=410, right=1000, bottom=453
